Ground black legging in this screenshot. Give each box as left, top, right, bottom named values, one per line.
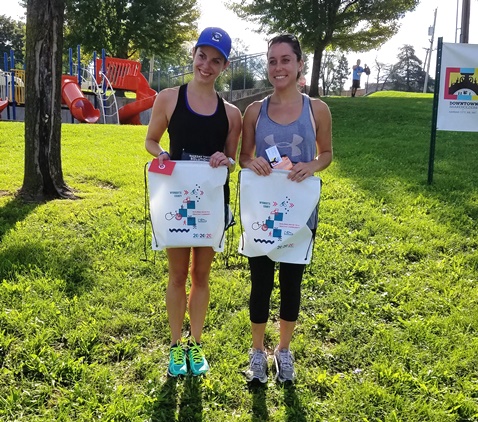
left=248, top=255, right=306, bottom=323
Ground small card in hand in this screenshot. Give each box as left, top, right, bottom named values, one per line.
left=265, top=145, right=293, bottom=170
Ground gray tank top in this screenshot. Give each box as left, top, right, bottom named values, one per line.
left=255, top=94, right=319, bottom=229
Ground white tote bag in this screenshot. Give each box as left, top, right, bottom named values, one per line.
left=148, top=160, right=228, bottom=252
left=238, top=169, right=321, bottom=264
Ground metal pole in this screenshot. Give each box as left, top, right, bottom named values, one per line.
left=4, top=52, right=10, bottom=119
left=427, top=37, right=443, bottom=185
left=230, top=60, right=234, bottom=99
left=10, top=50, right=16, bottom=120
left=148, top=55, right=154, bottom=86
left=69, top=48, right=72, bottom=74
left=243, top=56, right=247, bottom=90
left=423, top=8, right=437, bottom=93
left=460, top=0, right=470, bottom=43
left=77, top=45, right=81, bottom=86
left=455, top=0, right=460, bottom=42
left=93, top=51, right=98, bottom=109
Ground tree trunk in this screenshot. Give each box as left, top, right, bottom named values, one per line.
left=309, top=47, right=324, bottom=98
left=19, top=0, right=74, bottom=202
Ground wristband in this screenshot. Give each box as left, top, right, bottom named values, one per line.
left=159, top=151, right=170, bottom=158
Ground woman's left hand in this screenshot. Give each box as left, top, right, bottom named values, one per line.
left=288, top=162, right=314, bottom=182
left=209, top=151, right=230, bottom=168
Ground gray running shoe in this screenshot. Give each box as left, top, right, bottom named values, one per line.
left=245, top=348, right=268, bottom=383
left=273, top=347, right=296, bottom=383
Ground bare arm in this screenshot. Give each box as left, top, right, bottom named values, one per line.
left=288, top=98, right=333, bottom=181
left=239, top=101, right=271, bottom=176
left=144, top=88, right=178, bottom=163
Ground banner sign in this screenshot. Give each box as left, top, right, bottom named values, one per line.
left=437, top=42, right=478, bottom=132
left=148, top=160, right=227, bottom=252
left=238, top=169, right=321, bottom=264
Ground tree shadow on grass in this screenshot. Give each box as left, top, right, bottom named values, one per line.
left=0, top=242, right=94, bottom=297
left=0, top=196, right=38, bottom=243
left=0, top=196, right=95, bottom=297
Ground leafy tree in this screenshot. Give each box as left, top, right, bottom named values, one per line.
left=230, top=0, right=419, bottom=97
left=21, top=0, right=73, bottom=201
left=0, top=15, right=26, bottom=66
left=320, top=52, right=348, bottom=96
left=63, top=0, right=199, bottom=60
left=320, top=51, right=335, bottom=96
left=389, top=44, right=425, bottom=92
left=229, top=67, right=255, bottom=90
left=332, top=54, right=349, bottom=95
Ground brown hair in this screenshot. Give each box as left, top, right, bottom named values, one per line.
left=267, top=34, right=303, bottom=80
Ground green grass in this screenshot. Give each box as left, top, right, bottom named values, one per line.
left=0, top=91, right=477, bottom=421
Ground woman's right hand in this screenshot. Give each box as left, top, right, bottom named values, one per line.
left=247, top=156, right=272, bottom=176
left=157, top=151, right=170, bottom=166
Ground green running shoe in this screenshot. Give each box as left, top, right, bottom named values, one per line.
left=167, top=342, right=188, bottom=377
left=187, top=340, right=210, bottom=376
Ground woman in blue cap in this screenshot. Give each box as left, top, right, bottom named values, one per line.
left=145, top=27, right=242, bottom=377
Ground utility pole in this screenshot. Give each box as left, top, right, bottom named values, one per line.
left=423, top=8, right=437, bottom=93
left=455, top=0, right=460, bottom=42
left=460, top=0, right=470, bottom=43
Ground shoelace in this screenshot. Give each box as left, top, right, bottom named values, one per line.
left=250, top=351, right=266, bottom=371
left=171, top=346, right=185, bottom=365
left=278, top=350, right=294, bottom=370
left=189, top=345, right=204, bottom=363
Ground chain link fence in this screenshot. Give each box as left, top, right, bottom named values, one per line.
left=143, top=52, right=271, bottom=101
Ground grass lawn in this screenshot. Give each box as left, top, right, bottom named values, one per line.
left=0, top=92, right=477, bottom=421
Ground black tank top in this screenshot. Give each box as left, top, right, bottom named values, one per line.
left=168, top=84, right=229, bottom=160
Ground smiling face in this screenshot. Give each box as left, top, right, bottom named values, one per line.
left=193, top=46, right=228, bottom=83
left=267, top=42, right=304, bottom=89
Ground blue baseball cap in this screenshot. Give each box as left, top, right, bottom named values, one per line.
left=195, top=27, right=232, bottom=61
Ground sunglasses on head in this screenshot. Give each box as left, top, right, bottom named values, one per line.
left=268, top=34, right=300, bottom=48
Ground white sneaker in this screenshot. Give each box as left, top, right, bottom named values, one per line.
left=245, top=348, right=268, bottom=383
left=273, top=347, right=296, bottom=383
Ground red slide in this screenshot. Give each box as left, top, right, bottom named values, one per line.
left=61, top=75, right=100, bottom=123
left=117, top=74, right=157, bottom=125
left=97, top=57, right=157, bottom=125
left=0, top=99, right=8, bottom=117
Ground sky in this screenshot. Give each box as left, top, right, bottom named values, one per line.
left=4, top=0, right=477, bottom=86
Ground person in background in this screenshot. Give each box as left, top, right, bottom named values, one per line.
left=239, top=34, right=332, bottom=384
left=145, top=27, right=242, bottom=377
left=351, top=59, right=369, bottom=97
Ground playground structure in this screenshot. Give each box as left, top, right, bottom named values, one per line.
left=0, top=50, right=25, bottom=121
left=1, top=48, right=157, bottom=125
left=97, top=56, right=157, bottom=125
left=1, top=48, right=271, bottom=123
left=61, top=74, right=101, bottom=123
